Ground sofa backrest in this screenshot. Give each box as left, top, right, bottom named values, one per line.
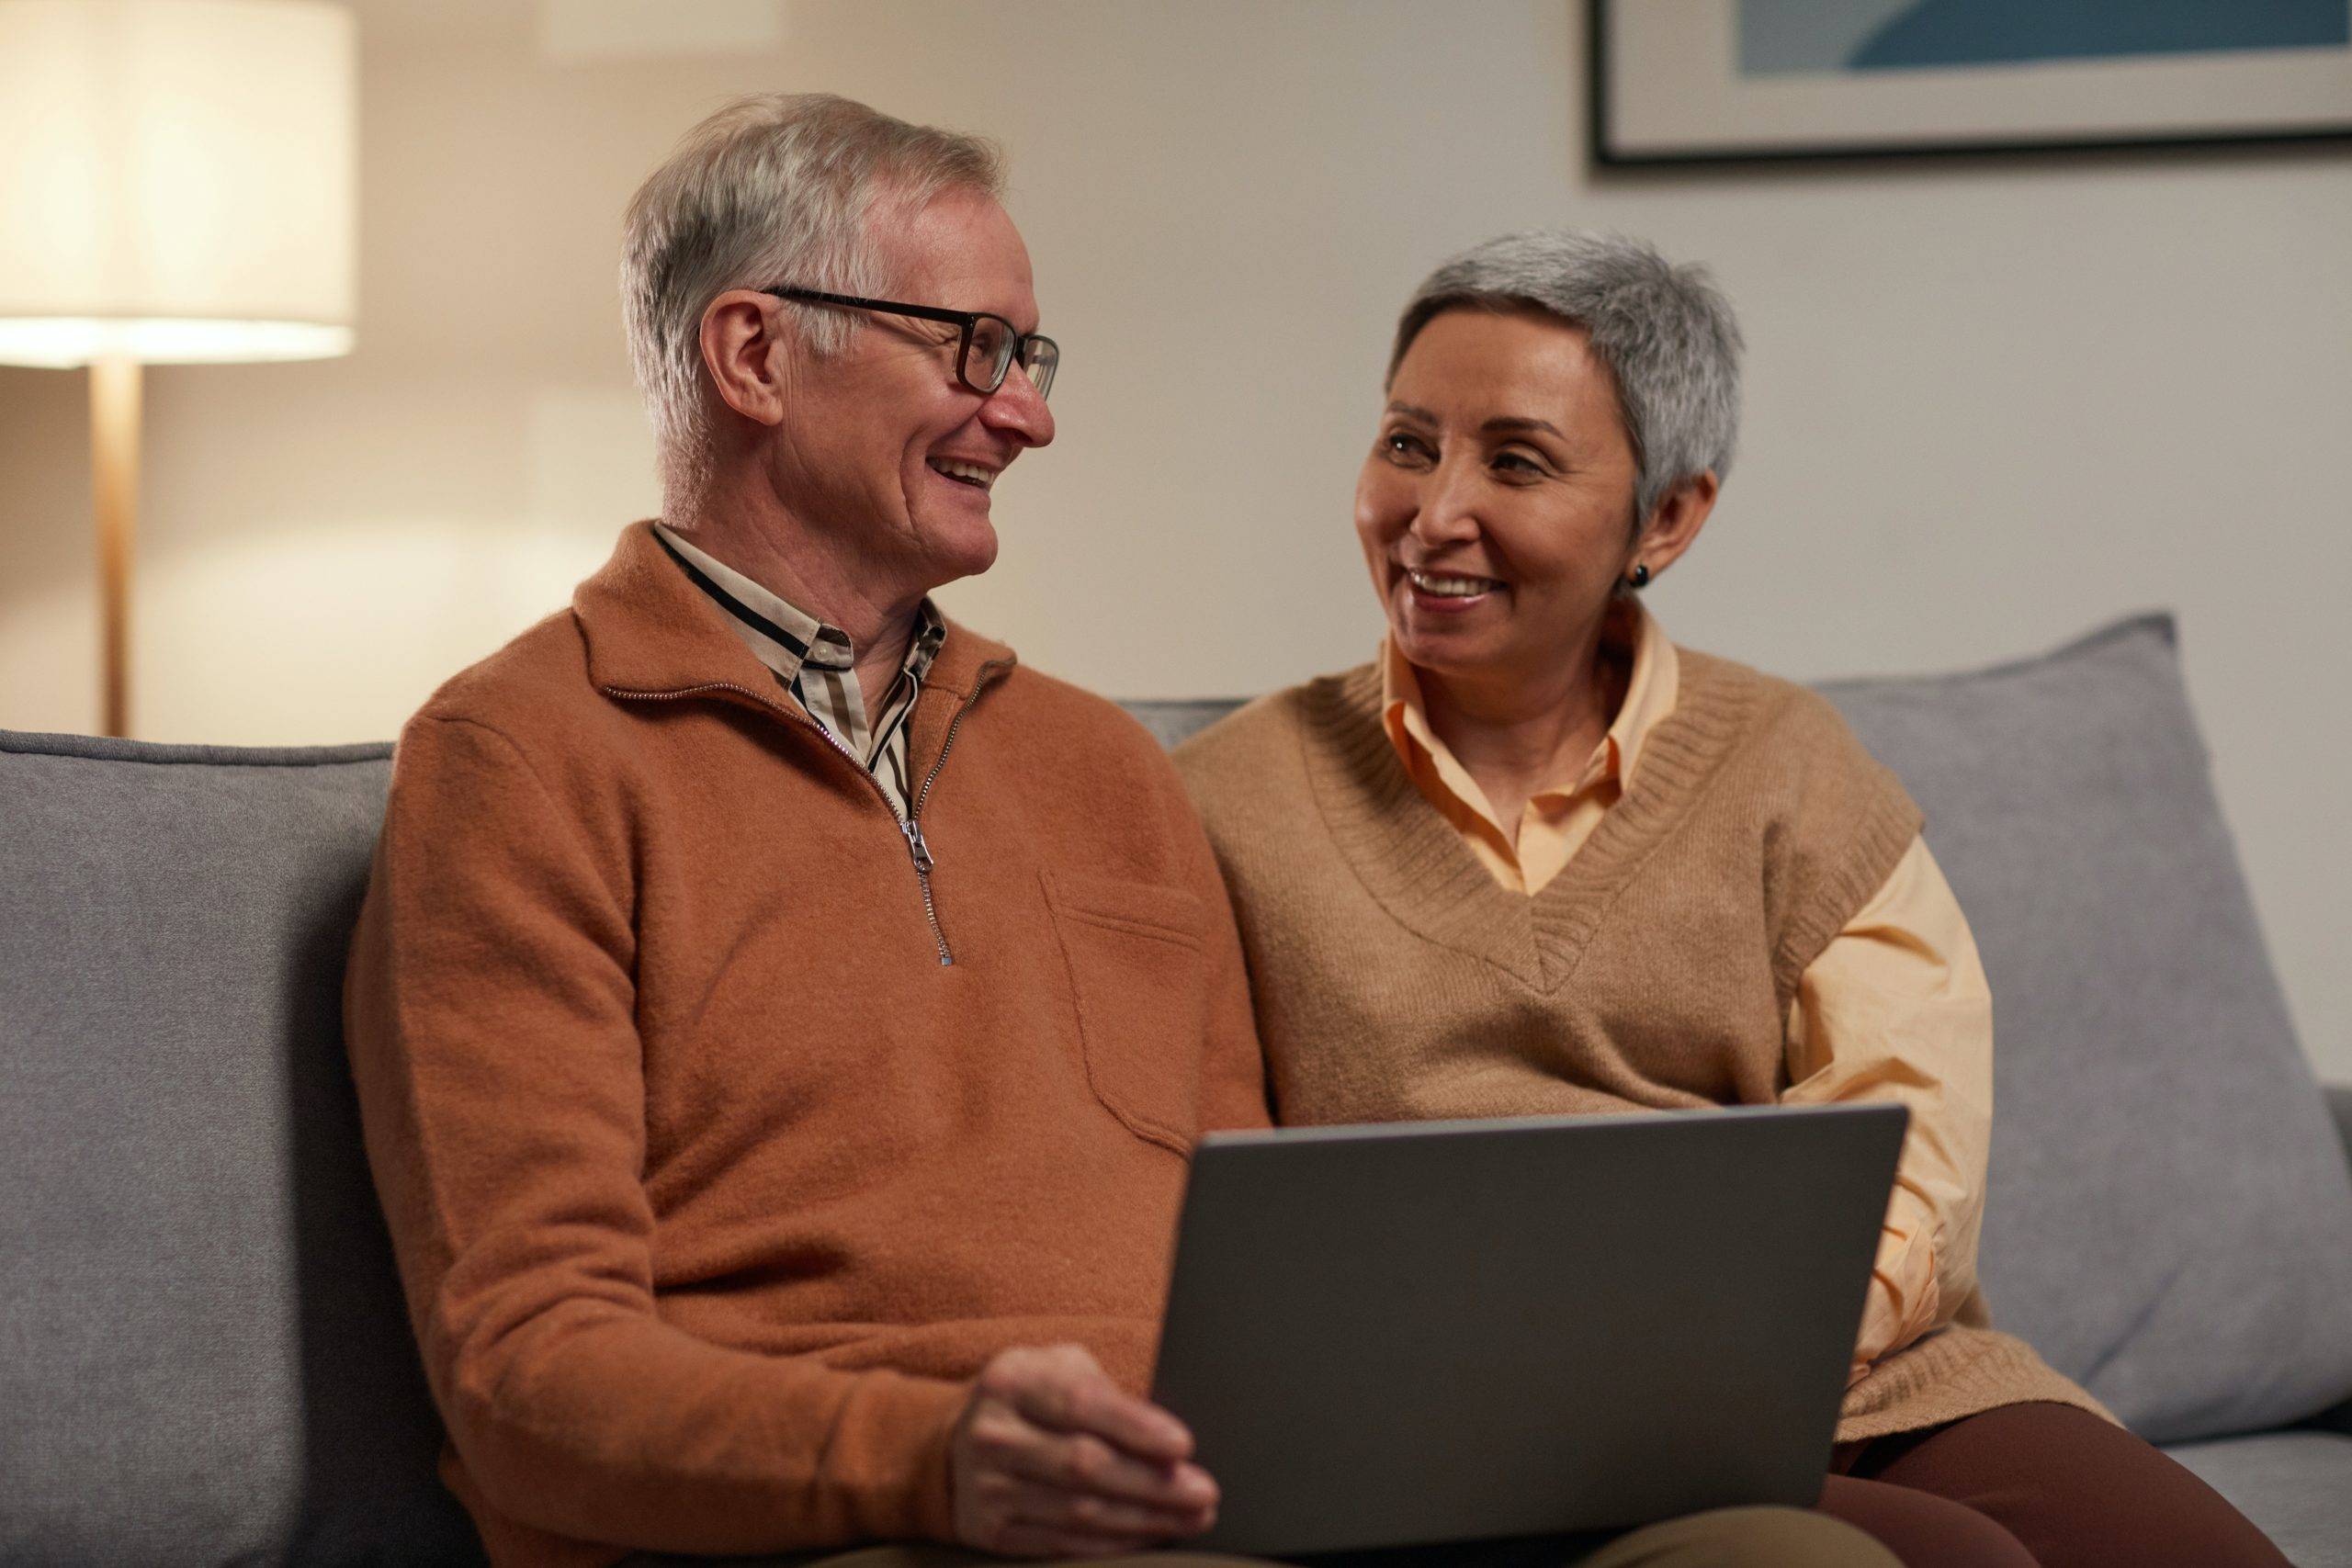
left=0, top=733, right=481, bottom=1565
left=6, top=614, right=2351, bottom=1563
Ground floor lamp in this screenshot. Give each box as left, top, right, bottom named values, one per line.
left=0, top=0, right=356, bottom=739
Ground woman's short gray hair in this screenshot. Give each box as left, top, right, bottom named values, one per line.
left=620, top=93, right=1004, bottom=508
left=1390, top=231, right=1744, bottom=528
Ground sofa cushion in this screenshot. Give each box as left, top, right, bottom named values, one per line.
left=1817, top=615, right=2352, bottom=1443
left=2161, top=1431, right=2352, bottom=1568
left=0, top=730, right=482, bottom=1565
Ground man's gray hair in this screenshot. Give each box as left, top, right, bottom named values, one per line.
left=1390, top=231, right=1744, bottom=528
left=620, top=93, right=1004, bottom=509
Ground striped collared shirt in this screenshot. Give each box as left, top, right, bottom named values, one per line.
left=652, top=522, right=946, bottom=818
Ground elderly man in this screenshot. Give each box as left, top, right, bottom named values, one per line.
left=345, top=94, right=1895, bottom=1568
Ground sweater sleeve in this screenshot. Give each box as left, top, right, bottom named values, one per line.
left=344, top=712, right=967, bottom=1557
left=1781, top=835, right=1994, bottom=1382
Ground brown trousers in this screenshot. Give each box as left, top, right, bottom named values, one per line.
left=623, top=1505, right=1897, bottom=1568
left=624, top=1402, right=2290, bottom=1568
left=1815, top=1402, right=2290, bottom=1567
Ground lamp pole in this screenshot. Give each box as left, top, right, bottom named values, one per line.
left=90, top=355, right=141, bottom=739
left=0, top=0, right=355, bottom=741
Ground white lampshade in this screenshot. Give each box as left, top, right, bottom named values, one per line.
left=0, top=0, right=356, bottom=367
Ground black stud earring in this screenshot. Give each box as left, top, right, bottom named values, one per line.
left=1628, top=563, right=1651, bottom=590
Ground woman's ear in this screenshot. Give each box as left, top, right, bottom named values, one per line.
left=1633, top=471, right=1720, bottom=581
left=698, top=290, right=792, bottom=428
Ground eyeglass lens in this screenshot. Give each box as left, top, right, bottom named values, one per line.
left=963, top=316, right=1057, bottom=400
left=1021, top=335, right=1058, bottom=400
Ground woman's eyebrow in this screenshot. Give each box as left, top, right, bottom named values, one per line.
left=1383, top=403, right=1565, bottom=439
left=1482, top=415, right=1565, bottom=438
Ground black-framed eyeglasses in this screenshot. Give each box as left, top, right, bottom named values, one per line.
left=763, top=287, right=1058, bottom=400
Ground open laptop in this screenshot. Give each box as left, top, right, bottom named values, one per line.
left=1148, top=1102, right=1906, bottom=1556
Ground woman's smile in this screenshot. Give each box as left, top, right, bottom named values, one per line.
left=1402, top=566, right=1505, bottom=614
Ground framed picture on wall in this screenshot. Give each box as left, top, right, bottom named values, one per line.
left=1590, top=0, right=2352, bottom=164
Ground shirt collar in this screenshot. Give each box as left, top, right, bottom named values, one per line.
left=1378, top=594, right=1680, bottom=801
left=652, top=520, right=945, bottom=691
left=574, top=521, right=1011, bottom=708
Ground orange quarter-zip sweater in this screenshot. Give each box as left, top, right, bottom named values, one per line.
left=344, top=521, right=1271, bottom=1567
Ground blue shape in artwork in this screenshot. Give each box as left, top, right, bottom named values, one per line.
left=1739, top=0, right=1914, bottom=76
left=1847, top=0, right=2348, bottom=73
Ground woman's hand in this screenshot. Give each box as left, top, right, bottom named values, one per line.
left=949, top=1344, right=1219, bottom=1558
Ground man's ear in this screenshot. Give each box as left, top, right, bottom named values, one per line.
left=1634, top=471, right=1719, bottom=581
left=699, top=290, right=791, bottom=427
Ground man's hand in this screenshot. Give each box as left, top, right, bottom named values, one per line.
left=949, top=1345, right=1219, bottom=1558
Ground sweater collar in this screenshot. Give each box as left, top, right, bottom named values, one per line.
left=573, top=520, right=1015, bottom=710
left=650, top=520, right=860, bottom=682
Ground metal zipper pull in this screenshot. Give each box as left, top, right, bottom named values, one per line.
left=900, top=816, right=935, bottom=874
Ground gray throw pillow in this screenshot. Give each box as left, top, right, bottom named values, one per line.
left=1820, top=615, right=2352, bottom=1443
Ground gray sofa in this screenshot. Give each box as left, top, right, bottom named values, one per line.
left=5, top=613, right=2350, bottom=1565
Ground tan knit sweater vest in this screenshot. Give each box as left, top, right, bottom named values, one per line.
left=1174, top=648, right=2107, bottom=1443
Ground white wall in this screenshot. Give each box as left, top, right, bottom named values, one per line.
left=3, top=0, right=2347, bottom=1079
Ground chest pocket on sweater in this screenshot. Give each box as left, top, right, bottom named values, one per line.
left=1042, top=872, right=1208, bottom=1155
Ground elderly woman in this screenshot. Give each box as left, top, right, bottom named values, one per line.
left=1172, top=232, right=2287, bottom=1568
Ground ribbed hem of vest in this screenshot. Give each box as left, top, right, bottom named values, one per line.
left=1834, top=1324, right=2117, bottom=1444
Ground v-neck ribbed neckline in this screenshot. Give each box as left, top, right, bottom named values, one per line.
left=1295, top=649, right=1765, bottom=993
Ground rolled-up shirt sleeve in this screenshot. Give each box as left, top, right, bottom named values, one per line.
left=1780, top=834, right=1994, bottom=1382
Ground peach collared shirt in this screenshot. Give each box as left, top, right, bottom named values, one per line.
left=1380, top=602, right=1992, bottom=1381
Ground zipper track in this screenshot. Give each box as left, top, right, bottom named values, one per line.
left=605, top=671, right=1005, bottom=967
left=900, top=660, right=1012, bottom=962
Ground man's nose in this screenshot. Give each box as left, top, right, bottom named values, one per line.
left=980, top=363, right=1055, bottom=448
